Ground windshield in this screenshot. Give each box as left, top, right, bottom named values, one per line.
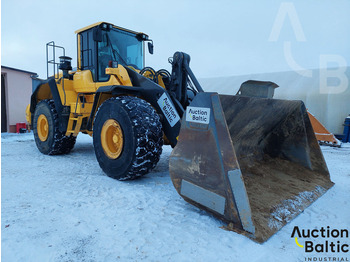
left=97, top=28, right=143, bottom=81
left=104, top=29, right=143, bottom=67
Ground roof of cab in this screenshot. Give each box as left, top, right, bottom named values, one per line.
left=74, top=22, right=147, bottom=37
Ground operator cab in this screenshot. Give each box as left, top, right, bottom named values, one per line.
left=75, top=22, right=153, bottom=82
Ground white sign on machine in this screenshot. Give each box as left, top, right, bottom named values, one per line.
left=186, top=106, right=211, bottom=124
left=157, top=93, right=180, bottom=127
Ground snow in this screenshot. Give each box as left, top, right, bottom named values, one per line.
left=1, top=133, right=350, bottom=261
left=268, top=186, right=327, bottom=230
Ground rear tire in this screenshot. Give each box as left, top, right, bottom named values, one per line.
left=93, top=96, right=163, bottom=180
left=33, top=99, right=76, bottom=155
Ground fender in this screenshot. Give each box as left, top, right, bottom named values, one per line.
left=87, top=68, right=183, bottom=146
left=30, top=78, right=70, bottom=132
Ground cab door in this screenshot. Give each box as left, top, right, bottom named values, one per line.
left=74, top=29, right=97, bottom=93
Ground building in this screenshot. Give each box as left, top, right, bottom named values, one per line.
left=200, top=67, right=350, bottom=135
left=1, top=66, right=37, bottom=132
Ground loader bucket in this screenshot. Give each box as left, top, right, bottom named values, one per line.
left=169, top=93, right=334, bottom=243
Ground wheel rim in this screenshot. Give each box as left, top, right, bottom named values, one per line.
left=101, top=119, right=124, bottom=159
left=37, top=114, right=49, bottom=142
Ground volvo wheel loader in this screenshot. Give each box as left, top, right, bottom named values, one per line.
left=26, top=22, right=334, bottom=243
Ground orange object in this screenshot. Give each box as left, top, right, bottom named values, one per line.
left=307, top=111, right=341, bottom=147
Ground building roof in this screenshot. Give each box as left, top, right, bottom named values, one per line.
left=1, top=65, right=37, bottom=76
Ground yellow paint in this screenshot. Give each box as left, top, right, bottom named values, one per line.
left=75, top=22, right=106, bottom=34
left=105, top=65, right=132, bottom=86
left=74, top=21, right=147, bottom=38
left=163, top=134, right=171, bottom=145
left=105, top=67, right=119, bottom=75
left=73, top=70, right=97, bottom=93
left=295, top=237, right=304, bottom=248
left=101, top=119, right=124, bottom=159
left=36, top=83, right=52, bottom=100
left=54, top=66, right=132, bottom=136
left=37, top=114, right=49, bottom=141
left=33, top=23, right=145, bottom=139
left=77, top=34, right=81, bottom=69
left=127, top=65, right=140, bottom=73
left=141, top=70, right=166, bottom=89
left=65, top=116, right=84, bottom=137
left=26, top=104, right=31, bottom=125
left=85, top=130, right=93, bottom=136
left=157, top=75, right=166, bottom=89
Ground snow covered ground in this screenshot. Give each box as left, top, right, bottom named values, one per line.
left=1, top=133, right=350, bottom=262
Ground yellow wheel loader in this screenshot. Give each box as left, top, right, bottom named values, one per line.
left=26, top=22, right=333, bottom=243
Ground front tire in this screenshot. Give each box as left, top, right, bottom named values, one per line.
left=33, top=99, right=76, bottom=155
left=93, top=96, right=163, bottom=180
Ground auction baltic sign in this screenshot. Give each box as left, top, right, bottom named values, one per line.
left=292, top=226, right=349, bottom=261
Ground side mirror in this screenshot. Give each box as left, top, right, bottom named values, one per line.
left=148, top=41, right=154, bottom=54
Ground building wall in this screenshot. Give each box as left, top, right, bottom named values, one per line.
left=199, top=67, right=350, bottom=135
left=1, top=67, right=33, bottom=132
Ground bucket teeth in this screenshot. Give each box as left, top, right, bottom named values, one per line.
left=169, top=93, right=333, bottom=243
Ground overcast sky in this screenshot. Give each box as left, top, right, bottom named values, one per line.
left=1, top=0, right=350, bottom=79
